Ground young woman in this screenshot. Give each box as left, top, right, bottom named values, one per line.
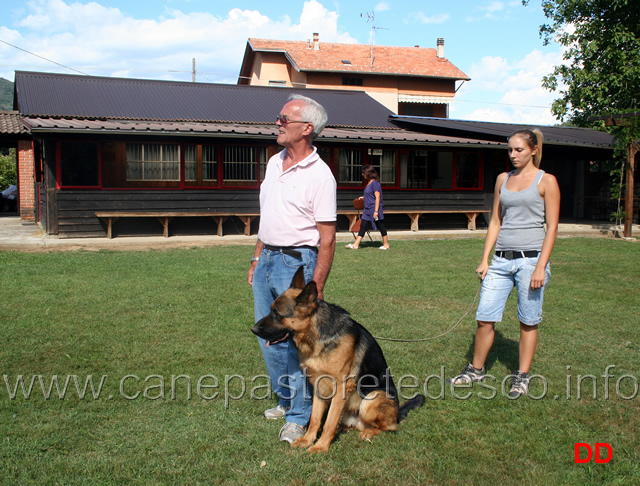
left=346, top=165, right=390, bottom=250
left=449, top=129, right=561, bottom=398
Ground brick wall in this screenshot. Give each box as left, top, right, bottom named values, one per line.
left=17, top=140, right=36, bottom=221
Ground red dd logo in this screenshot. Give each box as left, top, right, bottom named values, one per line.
left=574, top=443, right=613, bottom=464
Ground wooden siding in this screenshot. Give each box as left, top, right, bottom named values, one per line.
left=55, top=189, right=261, bottom=238
left=338, top=189, right=490, bottom=211
left=36, top=182, right=47, bottom=230
left=337, top=189, right=491, bottom=231
left=54, top=188, right=491, bottom=237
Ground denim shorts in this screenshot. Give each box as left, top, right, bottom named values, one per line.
left=475, top=255, right=551, bottom=326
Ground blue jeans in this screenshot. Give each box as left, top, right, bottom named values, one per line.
left=252, top=247, right=317, bottom=426
left=476, top=255, right=551, bottom=326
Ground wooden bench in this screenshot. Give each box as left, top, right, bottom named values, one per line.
left=96, top=211, right=259, bottom=238
left=337, top=209, right=490, bottom=231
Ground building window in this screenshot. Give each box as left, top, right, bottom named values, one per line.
left=60, top=141, right=100, bottom=187
left=316, top=146, right=332, bottom=168
left=456, top=152, right=481, bottom=189
left=185, top=145, right=217, bottom=185
left=406, top=150, right=428, bottom=189
left=185, top=145, right=197, bottom=182
left=223, top=146, right=266, bottom=185
left=338, top=148, right=397, bottom=185
left=338, top=149, right=363, bottom=184
left=429, top=152, right=453, bottom=189
left=404, top=150, right=481, bottom=189
left=368, top=149, right=396, bottom=184
left=342, top=77, right=363, bottom=86
left=406, top=150, right=453, bottom=189
left=126, top=143, right=180, bottom=181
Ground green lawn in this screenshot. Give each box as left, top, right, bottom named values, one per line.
left=0, top=237, right=638, bottom=485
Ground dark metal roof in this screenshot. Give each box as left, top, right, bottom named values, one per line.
left=14, top=71, right=396, bottom=129
left=22, top=117, right=505, bottom=147
left=390, top=115, right=614, bottom=148
left=12, top=71, right=614, bottom=153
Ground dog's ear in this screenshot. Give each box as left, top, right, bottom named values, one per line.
left=297, top=280, right=318, bottom=306
left=290, top=266, right=306, bottom=290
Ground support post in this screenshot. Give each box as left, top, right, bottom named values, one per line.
left=624, top=142, right=637, bottom=238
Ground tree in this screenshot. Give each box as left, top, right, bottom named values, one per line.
left=528, top=0, right=640, bottom=123
left=0, top=148, right=17, bottom=189
left=525, top=0, right=640, bottom=235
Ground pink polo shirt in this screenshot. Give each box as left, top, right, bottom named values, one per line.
left=258, top=147, right=337, bottom=247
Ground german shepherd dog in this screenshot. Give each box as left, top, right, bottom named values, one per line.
left=251, top=266, right=425, bottom=453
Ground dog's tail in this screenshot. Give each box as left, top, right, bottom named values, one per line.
left=398, top=394, right=426, bottom=422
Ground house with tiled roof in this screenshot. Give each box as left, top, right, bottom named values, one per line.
left=238, top=35, right=469, bottom=118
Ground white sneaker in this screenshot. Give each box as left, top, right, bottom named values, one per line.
left=508, top=371, right=530, bottom=398
left=279, top=422, right=306, bottom=444
left=264, top=404, right=289, bottom=420
left=447, top=363, right=486, bottom=385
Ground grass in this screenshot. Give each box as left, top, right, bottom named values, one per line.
left=0, top=237, right=639, bottom=485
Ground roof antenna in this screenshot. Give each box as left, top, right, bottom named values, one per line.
left=361, top=11, right=389, bottom=69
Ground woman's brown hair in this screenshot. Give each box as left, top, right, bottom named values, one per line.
left=362, top=164, right=379, bottom=181
left=508, top=129, right=544, bottom=168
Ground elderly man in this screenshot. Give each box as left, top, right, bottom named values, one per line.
left=247, top=94, right=337, bottom=444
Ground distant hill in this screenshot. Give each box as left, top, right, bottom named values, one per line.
left=0, top=78, right=14, bottom=111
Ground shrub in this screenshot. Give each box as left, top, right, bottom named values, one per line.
left=0, top=148, right=17, bottom=189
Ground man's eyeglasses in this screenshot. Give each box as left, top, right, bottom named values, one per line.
left=275, top=115, right=310, bottom=125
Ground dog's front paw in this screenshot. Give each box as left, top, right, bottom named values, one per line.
left=307, top=443, right=330, bottom=454
left=358, top=427, right=381, bottom=442
left=291, top=436, right=314, bottom=449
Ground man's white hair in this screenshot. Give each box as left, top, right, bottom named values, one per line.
left=288, top=94, right=328, bottom=139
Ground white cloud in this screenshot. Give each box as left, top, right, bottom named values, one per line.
left=466, top=1, right=518, bottom=22
left=18, top=0, right=124, bottom=32
left=0, top=26, right=22, bottom=44
left=459, top=106, right=557, bottom=125
left=452, top=48, right=564, bottom=125
left=414, top=12, right=450, bottom=24
left=374, top=2, right=391, bottom=12
left=481, top=1, right=505, bottom=13
left=466, top=55, right=511, bottom=90
left=1, top=0, right=356, bottom=82
left=289, top=0, right=355, bottom=43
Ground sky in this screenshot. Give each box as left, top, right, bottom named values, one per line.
left=0, top=0, right=566, bottom=125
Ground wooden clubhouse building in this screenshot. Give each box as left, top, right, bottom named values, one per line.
left=7, top=70, right=614, bottom=238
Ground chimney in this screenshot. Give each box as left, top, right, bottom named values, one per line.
left=437, top=38, right=445, bottom=58
left=313, top=32, right=319, bottom=50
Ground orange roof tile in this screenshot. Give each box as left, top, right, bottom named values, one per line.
left=248, top=38, right=470, bottom=80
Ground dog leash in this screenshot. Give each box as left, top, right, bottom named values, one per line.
left=373, top=281, right=482, bottom=342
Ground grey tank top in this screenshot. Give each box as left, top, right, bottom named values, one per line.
left=495, top=170, right=546, bottom=251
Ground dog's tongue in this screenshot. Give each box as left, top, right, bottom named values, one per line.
left=265, top=334, right=289, bottom=348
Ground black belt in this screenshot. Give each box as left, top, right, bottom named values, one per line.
left=263, top=244, right=318, bottom=258
left=495, top=250, right=539, bottom=260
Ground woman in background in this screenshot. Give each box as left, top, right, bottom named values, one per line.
left=346, top=165, right=390, bottom=250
